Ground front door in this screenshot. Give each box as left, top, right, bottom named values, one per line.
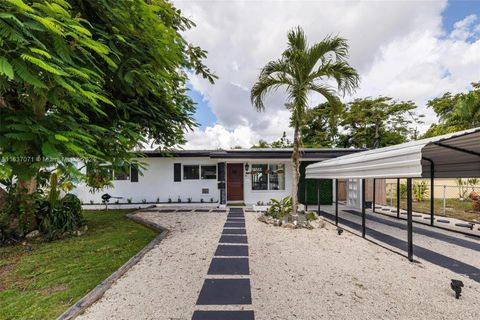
left=227, top=163, right=244, bottom=201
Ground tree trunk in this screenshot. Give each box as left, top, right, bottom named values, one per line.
left=16, top=175, right=39, bottom=231
left=291, top=125, right=301, bottom=219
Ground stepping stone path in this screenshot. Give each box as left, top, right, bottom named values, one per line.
left=192, top=208, right=254, bottom=320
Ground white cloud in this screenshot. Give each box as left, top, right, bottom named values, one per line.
left=174, top=0, right=480, bottom=149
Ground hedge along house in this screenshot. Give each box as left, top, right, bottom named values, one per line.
left=74, top=148, right=362, bottom=207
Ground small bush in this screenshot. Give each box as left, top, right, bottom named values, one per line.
left=266, top=196, right=292, bottom=219
left=38, top=193, right=85, bottom=240
left=305, top=211, right=318, bottom=221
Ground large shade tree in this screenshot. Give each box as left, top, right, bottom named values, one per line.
left=301, top=101, right=343, bottom=147
left=250, top=26, right=359, bottom=217
left=338, top=97, right=422, bottom=149
left=0, top=0, right=215, bottom=230
left=422, top=82, right=480, bottom=138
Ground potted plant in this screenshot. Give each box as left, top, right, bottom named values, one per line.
left=177, top=196, right=182, bottom=203
left=127, top=198, right=132, bottom=204
left=210, top=197, right=214, bottom=203
left=141, top=199, right=147, bottom=204
left=187, top=197, right=192, bottom=203
left=156, top=197, right=160, bottom=203
left=200, top=198, right=204, bottom=203
left=168, top=197, right=172, bottom=203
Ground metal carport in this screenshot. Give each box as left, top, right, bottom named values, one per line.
left=305, top=127, right=480, bottom=261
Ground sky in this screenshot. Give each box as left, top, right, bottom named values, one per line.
left=173, top=0, right=480, bottom=150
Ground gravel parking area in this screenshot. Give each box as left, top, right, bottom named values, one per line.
left=248, top=211, right=480, bottom=319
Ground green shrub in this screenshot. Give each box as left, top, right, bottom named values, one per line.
left=38, top=193, right=85, bottom=240
left=413, top=181, right=429, bottom=201
left=304, top=211, right=318, bottom=221
left=266, top=196, right=292, bottom=219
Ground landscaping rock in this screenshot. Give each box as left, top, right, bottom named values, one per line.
left=283, top=222, right=296, bottom=229
left=258, top=215, right=269, bottom=223
left=26, top=230, right=40, bottom=239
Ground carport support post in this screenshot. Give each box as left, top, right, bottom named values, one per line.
left=335, top=179, right=339, bottom=226
left=396, top=178, right=400, bottom=218
left=362, top=178, right=366, bottom=238
left=317, top=180, right=321, bottom=216
left=305, top=180, right=308, bottom=211
left=430, top=163, right=435, bottom=227
left=373, top=178, right=376, bottom=213
left=407, top=178, right=414, bottom=262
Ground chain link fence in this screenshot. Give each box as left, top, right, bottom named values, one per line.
left=380, top=179, right=480, bottom=223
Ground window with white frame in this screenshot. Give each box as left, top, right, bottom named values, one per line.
left=251, top=163, right=285, bottom=190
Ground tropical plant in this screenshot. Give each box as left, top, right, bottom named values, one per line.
left=266, top=196, right=292, bottom=219
left=413, top=181, right=429, bottom=202
left=456, top=178, right=469, bottom=200
left=251, top=26, right=359, bottom=217
left=38, top=193, right=84, bottom=240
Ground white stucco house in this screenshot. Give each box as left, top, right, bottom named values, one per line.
left=74, top=148, right=362, bottom=208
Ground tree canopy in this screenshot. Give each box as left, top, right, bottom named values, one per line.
left=0, top=0, right=215, bottom=191
left=301, top=101, right=342, bottom=148
left=251, top=132, right=293, bottom=148
left=338, top=97, right=422, bottom=149
left=422, top=82, right=480, bottom=138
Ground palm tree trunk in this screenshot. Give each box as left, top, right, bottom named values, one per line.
left=291, top=125, right=301, bottom=218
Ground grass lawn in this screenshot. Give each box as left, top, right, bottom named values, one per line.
left=383, top=198, right=480, bottom=222
left=0, top=209, right=157, bottom=320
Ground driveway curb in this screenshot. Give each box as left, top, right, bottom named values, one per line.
left=57, top=210, right=169, bottom=320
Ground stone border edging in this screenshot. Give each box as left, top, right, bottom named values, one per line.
left=57, top=210, right=169, bottom=320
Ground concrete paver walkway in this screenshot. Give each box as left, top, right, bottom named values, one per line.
left=193, top=208, right=255, bottom=319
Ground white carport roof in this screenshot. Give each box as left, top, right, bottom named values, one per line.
left=306, top=128, right=480, bottom=179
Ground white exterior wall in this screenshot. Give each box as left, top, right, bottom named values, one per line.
left=73, top=157, right=328, bottom=206
left=74, top=157, right=220, bottom=204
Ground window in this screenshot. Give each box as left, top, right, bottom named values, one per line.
left=269, top=164, right=285, bottom=190
left=184, top=165, right=200, bottom=180
left=113, top=165, right=130, bottom=181
left=251, top=164, right=268, bottom=190
left=201, top=165, right=217, bottom=179
left=251, top=163, right=285, bottom=190
left=202, top=188, right=209, bottom=194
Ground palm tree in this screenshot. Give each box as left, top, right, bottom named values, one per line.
left=250, top=26, right=359, bottom=218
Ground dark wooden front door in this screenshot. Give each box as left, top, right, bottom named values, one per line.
left=227, top=163, right=244, bottom=201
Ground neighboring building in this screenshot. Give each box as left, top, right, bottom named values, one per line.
left=73, top=148, right=362, bottom=206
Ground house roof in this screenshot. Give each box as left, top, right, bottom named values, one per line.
left=306, top=127, right=480, bottom=179
left=141, top=148, right=363, bottom=160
